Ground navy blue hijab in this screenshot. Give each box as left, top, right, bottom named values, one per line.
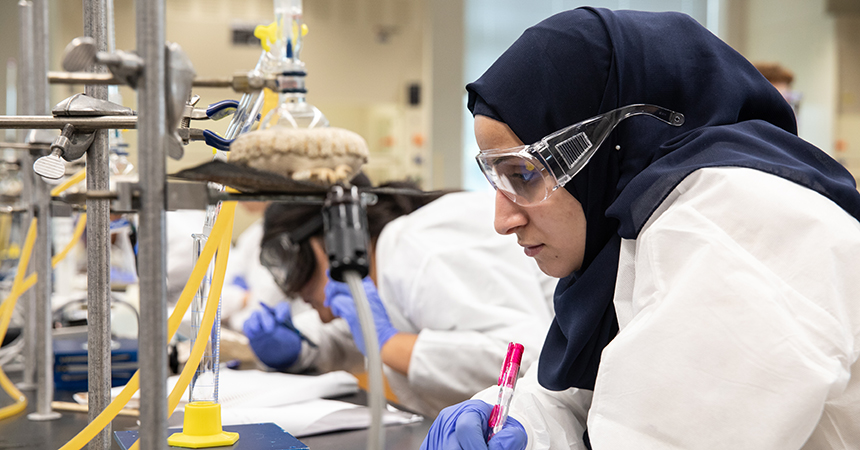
left=467, top=8, right=860, bottom=392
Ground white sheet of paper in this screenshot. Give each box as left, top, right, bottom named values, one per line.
left=75, top=369, right=421, bottom=436
left=74, top=369, right=359, bottom=410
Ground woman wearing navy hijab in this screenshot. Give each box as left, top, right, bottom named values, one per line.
left=421, top=7, right=860, bottom=450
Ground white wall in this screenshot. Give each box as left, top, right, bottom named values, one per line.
left=45, top=0, right=431, bottom=234
left=729, top=0, right=838, bottom=155
left=835, top=15, right=860, bottom=180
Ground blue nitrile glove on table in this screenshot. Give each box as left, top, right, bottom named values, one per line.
left=421, top=400, right=527, bottom=450
left=242, top=302, right=302, bottom=371
left=324, top=274, right=398, bottom=356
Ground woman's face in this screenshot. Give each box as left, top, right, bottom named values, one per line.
left=475, top=115, right=587, bottom=278
left=298, top=236, right=336, bottom=323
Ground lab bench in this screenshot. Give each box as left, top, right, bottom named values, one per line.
left=0, top=381, right=432, bottom=450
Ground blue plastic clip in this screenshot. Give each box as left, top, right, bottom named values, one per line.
left=206, top=99, right=240, bottom=121
left=202, top=130, right=234, bottom=151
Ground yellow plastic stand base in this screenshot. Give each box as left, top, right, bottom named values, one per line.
left=167, top=401, right=239, bottom=448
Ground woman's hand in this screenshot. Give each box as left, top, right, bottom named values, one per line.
left=420, top=399, right=527, bottom=450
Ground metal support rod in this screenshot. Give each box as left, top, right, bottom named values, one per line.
left=16, top=0, right=37, bottom=392
left=0, top=116, right=138, bottom=129
left=84, top=0, right=112, bottom=448
left=0, top=142, right=50, bottom=150
left=189, top=78, right=234, bottom=88
left=48, top=71, right=119, bottom=84
left=106, top=0, right=116, bottom=53
left=49, top=71, right=235, bottom=89
left=26, top=0, right=61, bottom=422
left=32, top=0, right=49, bottom=116
left=136, top=0, right=168, bottom=448
left=27, top=179, right=60, bottom=421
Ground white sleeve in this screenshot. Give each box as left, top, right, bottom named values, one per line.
left=286, top=310, right=366, bottom=375
left=588, top=170, right=860, bottom=449
left=472, top=364, right=593, bottom=450
left=403, top=249, right=553, bottom=410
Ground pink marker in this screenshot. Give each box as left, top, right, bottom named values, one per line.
left=488, top=342, right=524, bottom=439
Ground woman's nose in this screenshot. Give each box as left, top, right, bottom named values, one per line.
left=494, top=190, right=527, bottom=235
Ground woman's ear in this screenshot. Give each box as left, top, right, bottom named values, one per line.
left=308, top=236, right=329, bottom=273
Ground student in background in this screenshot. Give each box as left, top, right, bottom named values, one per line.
left=243, top=177, right=556, bottom=417
left=754, top=61, right=802, bottom=114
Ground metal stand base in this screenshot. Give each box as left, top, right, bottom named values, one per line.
left=27, top=411, right=62, bottom=421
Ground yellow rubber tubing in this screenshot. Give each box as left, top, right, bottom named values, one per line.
left=0, top=218, right=37, bottom=349
left=0, top=212, right=89, bottom=420
left=0, top=218, right=38, bottom=421
left=50, top=169, right=86, bottom=197
left=129, top=201, right=236, bottom=450
left=0, top=364, right=27, bottom=420
left=57, top=203, right=235, bottom=450
left=0, top=212, right=87, bottom=321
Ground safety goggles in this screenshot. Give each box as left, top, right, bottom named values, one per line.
left=476, top=104, right=685, bottom=206
left=259, top=213, right=324, bottom=295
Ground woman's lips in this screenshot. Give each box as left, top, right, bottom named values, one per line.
left=523, top=244, right=544, bottom=257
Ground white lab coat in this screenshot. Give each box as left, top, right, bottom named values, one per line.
left=473, top=167, right=860, bottom=449
left=290, top=191, right=557, bottom=417
left=165, top=209, right=208, bottom=308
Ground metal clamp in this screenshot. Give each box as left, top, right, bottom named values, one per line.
left=32, top=124, right=95, bottom=179
left=62, top=37, right=144, bottom=88
left=323, top=184, right=371, bottom=282
left=61, top=37, right=196, bottom=161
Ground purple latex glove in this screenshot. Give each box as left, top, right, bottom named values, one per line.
left=324, top=273, right=398, bottom=355
left=420, top=400, right=527, bottom=450
left=242, top=302, right=301, bottom=370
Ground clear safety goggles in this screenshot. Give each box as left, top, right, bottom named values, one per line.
left=476, top=104, right=685, bottom=206
left=259, top=214, right=324, bottom=294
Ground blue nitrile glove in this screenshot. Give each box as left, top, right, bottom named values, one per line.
left=242, top=302, right=302, bottom=370
left=324, top=274, right=398, bottom=356
left=420, top=399, right=527, bottom=450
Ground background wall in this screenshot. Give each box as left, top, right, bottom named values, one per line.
left=724, top=0, right=838, bottom=155
left=23, top=0, right=434, bottom=236
left=835, top=13, right=860, bottom=177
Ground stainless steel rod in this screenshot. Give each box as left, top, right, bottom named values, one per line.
left=48, top=71, right=119, bottom=85
left=26, top=0, right=60, bottom=422
left=16, top=0, right=37, bottom=392
left=32, top=0, right=48, bottom=116
left=27, top=178, right=60, bottom=421
left=136, top=0, right=168, bottom=447
left=106, top=0, right=115, bottom=53
left=0, top=116, right=138, bottom=129
left=0, top=142, right=50, bottom=149
left=49, top=71, right=235, bottom=89
left=189, top=78, right=234, bottom=88
left=84, top=0, right=112, bottom=447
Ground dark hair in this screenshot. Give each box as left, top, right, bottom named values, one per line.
left=261, top=175, right=449, bottom=295
left=753, top=62, right=794, bottom=85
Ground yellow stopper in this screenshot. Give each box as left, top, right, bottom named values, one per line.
left=292, top=22, right=309, bottom=44
left=166, top=402, right=239, bottom=448
left=254, top=22, right=278, bottom=52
